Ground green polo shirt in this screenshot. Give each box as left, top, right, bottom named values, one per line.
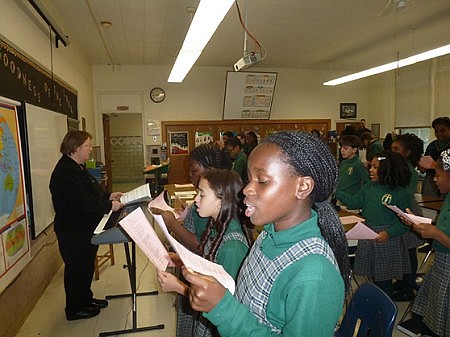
left=434, top=194, right=450, bottom=253
left=232, top=151, right=248, bottom=184
left=337, top=155, right=369, bottom=195
left=204, top=211, right=344, bottom=337
left=335, top=182, right=411, bottom=237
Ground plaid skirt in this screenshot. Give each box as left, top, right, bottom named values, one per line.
left=354, top=224, right=411, bottom=281
left=413, top=251, right=450, bottom=337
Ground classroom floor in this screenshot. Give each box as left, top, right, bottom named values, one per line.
left=14, top=181, right=431, bottom=337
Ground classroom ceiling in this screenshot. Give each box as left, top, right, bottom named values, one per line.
left=28, top=0, right=450, bottom=74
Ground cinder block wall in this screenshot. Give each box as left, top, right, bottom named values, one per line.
left=110, top=136, right=144, bottom=183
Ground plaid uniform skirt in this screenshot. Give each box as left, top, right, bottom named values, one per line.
left=413, top=251, right=450, bottom=337
left=354, top=224, right=411, bottom=281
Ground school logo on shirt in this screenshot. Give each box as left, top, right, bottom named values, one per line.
left=347, top=167, right=353, bottom=175
left=381, top=194, right=392, bottom=205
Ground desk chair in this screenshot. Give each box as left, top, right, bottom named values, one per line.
left=335, top=282, right=398, bottom=337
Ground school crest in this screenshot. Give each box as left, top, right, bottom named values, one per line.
left=347, top=167, right=353, bottom=175
left=381, top=194, right=392, bottom=205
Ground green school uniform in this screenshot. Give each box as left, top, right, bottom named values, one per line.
left=335, top=182, right=411, bottom=237
left=337, top=155, right=370, bottom=195
left=204, top=211, right=344, bottom=337
left=232, top=151, right=248, bottom=184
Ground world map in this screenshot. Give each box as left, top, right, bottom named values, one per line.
left=0, top=113, right=20, bottom=227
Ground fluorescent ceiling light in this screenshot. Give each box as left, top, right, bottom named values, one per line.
left=168, top=0, right=235, bottom=83
left=323, top=44, right=450, bottom=86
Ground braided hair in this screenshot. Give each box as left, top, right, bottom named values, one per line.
left=189, top=143, right=232, bottom=170
left=393, top=133, right=424, bottom=167
left=263, top=131, right=350, bottom=291
left=198, top=169, right=253, bottom=261
left=376, top=150, right=411, bottom=188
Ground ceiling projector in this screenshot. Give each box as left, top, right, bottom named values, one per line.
left=234, top=53, right=261, bottom=71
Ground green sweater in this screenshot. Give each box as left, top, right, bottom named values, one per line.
left=405, top=162, right=419, bottom=196
left=337, top=155, right=370, bottom=195
left=204, top=211, right=344, bottom=336
left=335, top=182, right=411, bottom=237
left=232, top=151, right=248, bottom=184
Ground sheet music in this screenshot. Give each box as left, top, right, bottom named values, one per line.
left=152, top=213, right=236, bottom=294
left=94, top=210, right=113, bottom=234
left=120, top=184, right=152, bottom=205
left=119, top=208, right=169, bottom=271
left=345, top=222, right=378, bottom=240
left=174, top=183, right=195, bottom=188
left=383, top=204, right=432, bottom=224
left=339, top=215, right=365, bottom=225
left=148, top=191, right=188, bottom=221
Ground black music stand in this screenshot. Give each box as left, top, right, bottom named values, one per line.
left=98, top=241, right=165, bottom=336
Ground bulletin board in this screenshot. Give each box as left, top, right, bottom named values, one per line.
left=223, top=71, right=277, bottom=120
left=162, top=119, right=330, bottom=183
left=21, top=103, right=68, bottom=238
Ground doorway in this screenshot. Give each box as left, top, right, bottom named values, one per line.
left=103, top=112, right=144, bottom=192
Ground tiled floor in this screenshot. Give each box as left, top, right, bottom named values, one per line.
left=14, top=181, right=432, bottom=336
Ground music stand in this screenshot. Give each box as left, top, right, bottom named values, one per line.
left=98, top=241, right=164, bottom=336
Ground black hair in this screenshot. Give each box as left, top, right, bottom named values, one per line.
left=432, top=116, right=450, bottom=129
left=246, top=131, right=258, bottom=144
left=340, top=135, right=361, bottom=148
left=222, top=131, right=235, bottom=139
left=393, top=133, right=424, bottom=167
left=225, top=136, right=242, bottom=149
left=189, top=143, right=231, bottom=170
left=383, top=133, right=394, bottom=150
left=376, top=150, right=411, bottom=188
left=198, top=169, right=253, bottom=261
left=340, top=125, right=355, bottom=136
left=263, top=131, right=350, bottom=292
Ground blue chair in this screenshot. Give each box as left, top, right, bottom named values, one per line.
left=335, top=282, right=398, bottom=337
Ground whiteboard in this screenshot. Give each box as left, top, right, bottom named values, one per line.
left=25, top=103, right=68, bottom=237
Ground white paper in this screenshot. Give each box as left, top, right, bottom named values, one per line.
left=119, top=208, right=169, bottom=271
left=383, top=204, right=432, bottom=225
left=148, top=191, right=188, bottom=221
left=152, top=213, right=236, bottom=294
left=345, top=222, right=378, bottom=240
left=120, top=184, right=152, bottom=204
left=339, top=215, right=365, bottom=225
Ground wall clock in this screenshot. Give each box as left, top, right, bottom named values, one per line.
left=150, top=87, right=165, bottom=103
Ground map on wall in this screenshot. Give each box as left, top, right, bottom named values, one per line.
left=0, top=101, right=30, bottom=294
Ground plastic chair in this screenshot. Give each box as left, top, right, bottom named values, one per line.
left=335, top=282, right=398, bottom=337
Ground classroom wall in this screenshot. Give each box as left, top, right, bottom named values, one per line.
left=0, top=2, right=96, bottom=337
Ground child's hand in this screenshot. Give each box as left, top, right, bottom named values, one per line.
left=156, top=269, right=187, bottom=295
left=411, top=222, right=438, bottom=240
left=375, top=231, right=389, bottom=243
left=398, top=208, right=415, bottom=227
left=167, top=252, right=183, bottom=267
left=150, top=207, right=176, bottom=226
left=182, top=267, right=226, bottom=313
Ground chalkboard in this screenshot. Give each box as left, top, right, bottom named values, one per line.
left=23, top=103, right=68, bottom=238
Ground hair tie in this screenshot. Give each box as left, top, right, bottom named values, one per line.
left=441, top=149, right=450, bottom=172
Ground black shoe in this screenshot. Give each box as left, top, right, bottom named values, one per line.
left=66, top=306, right=100, bottom=321
left=397, top=317, right=422, bottom=337
left=90, top=298, right=108, bottom=309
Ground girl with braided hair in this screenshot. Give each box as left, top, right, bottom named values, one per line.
left=182, top=131, right=350, bottom=337
left=157, top=168, right=251, bottom=337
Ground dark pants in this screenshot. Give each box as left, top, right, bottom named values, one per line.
left=56, top=229, right=98, bottom=314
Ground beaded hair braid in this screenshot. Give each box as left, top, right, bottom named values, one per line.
left=189, top=143, right=231, bottom=170
left=263, top=131, right=351, bottom=291
left=198, top=169, right=253, bottom=261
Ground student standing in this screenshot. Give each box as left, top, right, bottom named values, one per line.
left=398, top=149, right=450, bottom=337
left=182, top=131, right=350, bottom=337
left=157, top=169, right=252, bottom=337
left=337, top=135, right=369, bottom=196
left=419, top=116, right=450, bottom=197
left=361, top=131, right=384, bottom=166
left=225, top=136, right=248, bottom=184
left=391, top=133, right=425, bottom=300
left=49, top=131, right=123, bottom=320
left=335, top=150, right=412, bottom=297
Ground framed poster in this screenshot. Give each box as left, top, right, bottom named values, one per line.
left=340, top=103, right=357, bottom=119
left=169, top=131, right=189, bottom=155
left=371, top=123, right=380, bottom=138
left=223, top=71, right=277, bottom=120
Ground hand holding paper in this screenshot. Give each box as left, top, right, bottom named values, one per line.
left=383, top=204, right=432, bottom=225
left=148, top=191, right=188, bottom=221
